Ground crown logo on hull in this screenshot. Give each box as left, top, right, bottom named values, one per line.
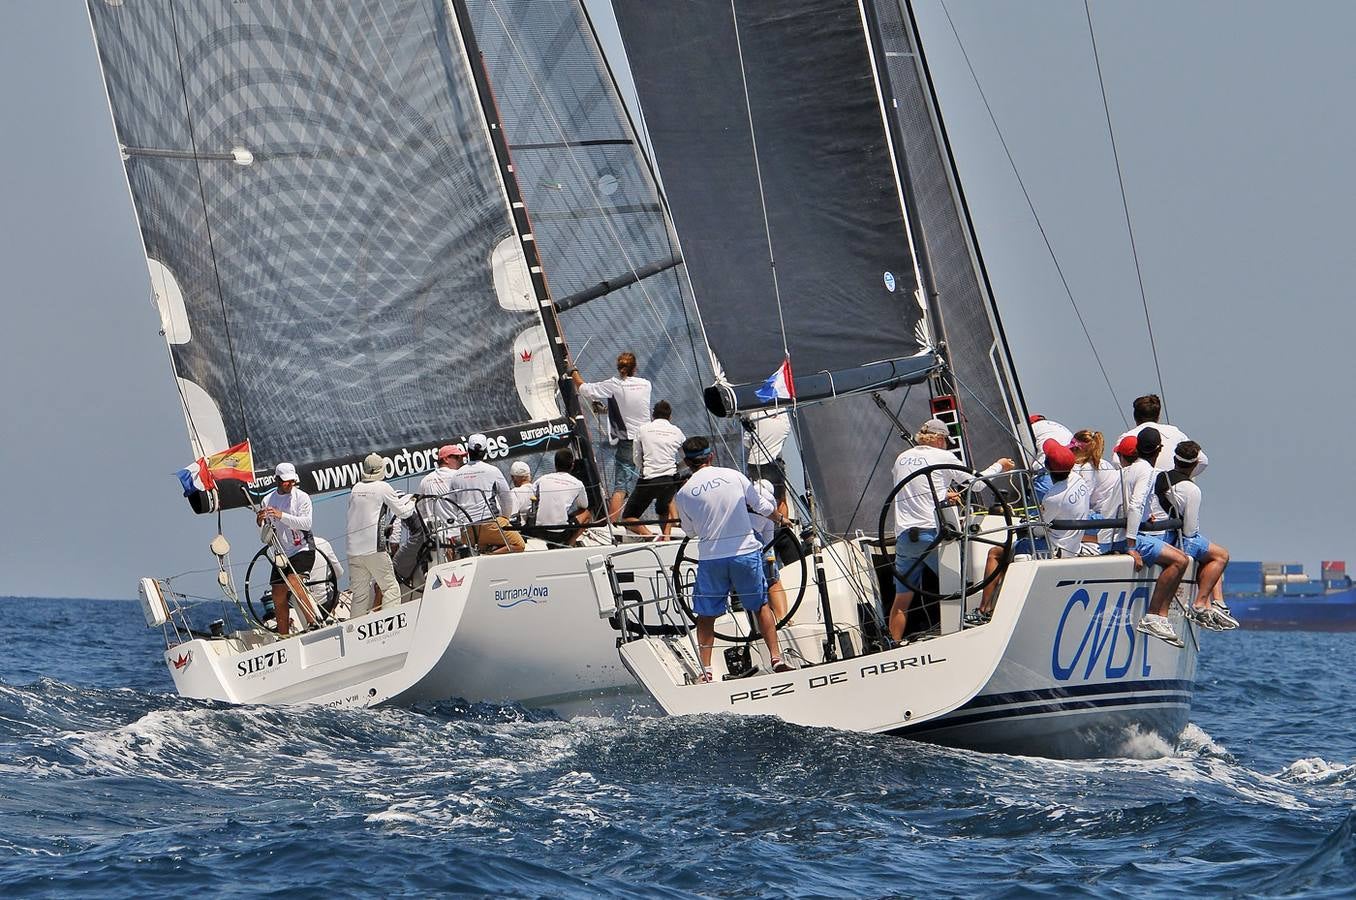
left=172, top=651, right=192, bottom=671
left=519, top=350, right=533, bottom=362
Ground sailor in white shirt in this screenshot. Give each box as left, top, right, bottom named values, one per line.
left=1113, top=393, right=1208, bottom=476
left=257, top=461, right=316, bottom=636
left=418, top=444, right=467, bottom=559
left=1027, top=414, right=1074, bottom=499
left=1156, top=441, right=1235, bottom=629
left=569, top=350, right=652, bottom=521
left=531, top=448, right=592, bottom=546
left=674, top=436, right=792, bottom=679
left=621, top=400, right=686, bottom=538
left=1120, top=428, right=1191, bottom=646
left=509, top=460, right=535, bottom=523
left=1069, top=430, right=1120, bottom=549
left=347, top=453, right=417, bottom=618
left=745, top=408, right=791, bottom=518
left=447, top=433, right=524, bottom=554
left=889, top=418, right=1013, bottom=640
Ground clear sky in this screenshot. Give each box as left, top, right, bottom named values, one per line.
left=1, top=1, right=1352, bottom=600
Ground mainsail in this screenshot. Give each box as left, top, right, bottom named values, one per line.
left=86, top=0, right=594, bottom=508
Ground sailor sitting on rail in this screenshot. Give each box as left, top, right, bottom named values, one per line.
left=419, top=444, right=468, bottom=560
left=447, top=434, right=525, bottom=554
left=976, top=440, right=1088, bottom=623
left=1123, top=428, right=1191, bottom=647
left=889, top=417, right=1013, bottom=643
left=530, top=449, right=591, bottom=547
left=1155, top=441, right=1236, bottom=630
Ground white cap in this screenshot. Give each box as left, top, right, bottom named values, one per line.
left=918, top=418, right=949, bottom=438
left=274, top=462, right=298, bottom=482
left=510, top=460, right=531, bottom=477
left=361, top=453, right=386, bottom=482
left=467, top=433, right=489, bottom=453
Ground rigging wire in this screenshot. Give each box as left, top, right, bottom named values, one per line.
left=1083, top=0, right=1168, bottom=421
left=938, top=0, right=1126, bottom=429
left=843, top=386, right=914, bottom=531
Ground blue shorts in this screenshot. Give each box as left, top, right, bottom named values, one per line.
left=692, top=551, right=768, bottom=617
left=894, top=529, right=938, bottom=593
left=1100, top=539, right=1129, bottom=554
left=1012, top=537, right=1049, bottom=556
left=1134, top=534, right=1169, bottom=567
left=1180, top=533, right=1213, bottom=562
left=611, top=440, right=639, bottom=495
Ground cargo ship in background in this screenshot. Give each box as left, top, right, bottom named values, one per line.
left=1222, top=561, right=1356, bottom=631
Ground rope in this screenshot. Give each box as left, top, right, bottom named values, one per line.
left=939, top=0, right=1126, bottom=428
left=1083, top=0, right=1168, bottom=421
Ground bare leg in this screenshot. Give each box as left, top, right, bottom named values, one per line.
left=661, top=500, right=676, bottom=539
left=1149, top=545, right=1189, bottom=617
left=768, top=579, right=787, bottom=621
left=756, top=603, right=782, bottom=662
left=888, top=589, right=914, bottom=642
left=979, top=546, right=1006, bottom=616
left=1194, top=545, right=1230, bottom=609
left=284, top=571, right=318, bottom=628
left=696, top=616, right=716, bottom=670
left=271, top=583, right=290, bottom=636
left=607, top=491, right=626, bottom=523
left=623, top=516, right=653, bottom=537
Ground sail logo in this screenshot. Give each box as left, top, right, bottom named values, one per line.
left=495, top=585, right=549, bottom=608
left=1051, top=586, right=1152, bottom=681
left=237, top=647, right=288, bottom=678
left=883, top=270, right=897, bottom=292
left=172, top=651, right=192, bottom=671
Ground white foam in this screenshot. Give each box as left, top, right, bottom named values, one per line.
left=1279, top=756, right=1355, bottom=785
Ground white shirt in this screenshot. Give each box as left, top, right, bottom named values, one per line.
left=1041, top=472, right=1091, bottom=557
left=634, top=418, right=685, bottom=479
left=346, top=481, right=416, bottom=557
left=1114, top=422, right=1208, bottom=476
left=750, top=480, right=778, bottom=547
left=312, top=535, right=344, bottom=583
left=674, top=465, right=773, bottom=560
left=419, top=465, right=464, bottom=525
left=1073, top=459, right=1119, bottom=545
left=745, top=410, right=791, bottom=465
left=1121, top=458, right=1156, bottom=542
left=1164, top=476, right=1203, bottom=537
left=891, top=444, right=972, bottom=532
left=532, top=471, right=588, bottom=526
left=577, top=374, right=652, bottom=443
left=447, top=460, right=514, bottom=523
left=510, top=483, right=536, bottom=519
left=1031, top=419, right=1074, bottom=466
left=263, top=487, right=312, bottom=557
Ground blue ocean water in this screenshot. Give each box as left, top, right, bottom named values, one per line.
left=0, top=597, right=1352, bottom=897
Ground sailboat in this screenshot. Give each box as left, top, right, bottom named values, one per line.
left=93, top=0, right=1203, bottom=758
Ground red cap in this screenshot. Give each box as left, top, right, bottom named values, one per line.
left=1043, top=438, right=1075, bottom=473
left=1113, top=435, right=1138, bottom=460
left=1028, top=413, right=1045, bottom=424
left=438, top=444, right=468, bottom=460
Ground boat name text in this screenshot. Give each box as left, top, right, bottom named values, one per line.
left=356, top=612, right=408, bottom=641
left=729, top=653, right=945, bottom=705
left=237, top=647, right=287, bottom=677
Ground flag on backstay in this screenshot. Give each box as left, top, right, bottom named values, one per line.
left=176, top=440, right=254, bottom=496
left=755, top=358, right=795, bottom=404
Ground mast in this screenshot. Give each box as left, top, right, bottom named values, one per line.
left=448, top=0, right=606, bottom=510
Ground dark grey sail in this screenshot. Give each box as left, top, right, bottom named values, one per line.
left=87, top=0, right=576, bottom=508
left=609, top=0, right=936, bottom=415
left=463, top=0, right=728, bottom=455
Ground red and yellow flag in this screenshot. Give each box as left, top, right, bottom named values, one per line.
left=206, top=440, right=255, bottom=484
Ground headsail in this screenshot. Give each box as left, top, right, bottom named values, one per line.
left=87, top=0, right=576, bottom=508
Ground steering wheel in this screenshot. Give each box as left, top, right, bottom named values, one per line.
left=670, top=527, right=809, bottom=643
left=876, top=462, right=1015, bottom=602
left=244, top=545, right=340, bottom=632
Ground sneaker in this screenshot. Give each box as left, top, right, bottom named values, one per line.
left=771, top=657, right=793, bottom=673
left=1190, top=606, right=1225, bottom=632
left=1137, top=614, right=1184, bottom=647
left=1210, top=605, right=1240, bottom=630
left=1215, top=599, right=1231, bottom=615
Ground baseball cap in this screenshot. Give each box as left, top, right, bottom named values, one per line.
left=1042, top=438, right=1075, bottom=473
left=918, top=417, right=949, bottom=438
left=1113, top=435, right=1138, bottom=459
left=274, top=462, right=298, bottom=482
left=1136, top=427, right=1162, bottom=459
left=437, top=444, right=467, bottom=461
left=1028, top=413, right=1045, bottom=424
left=466, top=433, right=489, bottom=453
left=361, top=452, right=386, bottom=482
left=510, top=460, right=531, bottom=477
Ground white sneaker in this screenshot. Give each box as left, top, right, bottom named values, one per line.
left=1136, top=614, right=1184, bottom=648
left=1210, top=606, right=1240, bottom=630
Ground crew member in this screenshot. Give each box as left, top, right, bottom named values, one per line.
left=1157, top=441, right=1236, bottom=629
left=347, top=453, right=417, bottom=617
left=888, top=418, right=1013, bottom=642
left=1114, top=393, right=1208, bottom=476
left=1123, top=428, right=1191, bottom=647
left=622, top=400, right=686, bottom=539
left=569, top=351, right=652, bottom=522
left=745, top=408, right=791, bottom=519
left=419, top=444, right=467, bottom=560
left=1070, top=429, right=1119, bottom=551
left=750, top=478, right=788, bottom=621
left=509, top=460, right=535, bottom=524
left=532, top=448, right=592, bottom=546
left=257, top=461, right=316, bottom=637
left=674, top=436, right=793, bottom=680
left=448, top=433, right=524, bottom=553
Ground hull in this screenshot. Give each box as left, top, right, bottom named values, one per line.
left=161, top=547, right=1199, bottom=759
left=1223, top=588, right=1356, bottom=631
left=902, top=556, right=1198, bottom=758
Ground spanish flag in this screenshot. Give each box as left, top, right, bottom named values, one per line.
left=206, top=440, right=255, bottom=484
